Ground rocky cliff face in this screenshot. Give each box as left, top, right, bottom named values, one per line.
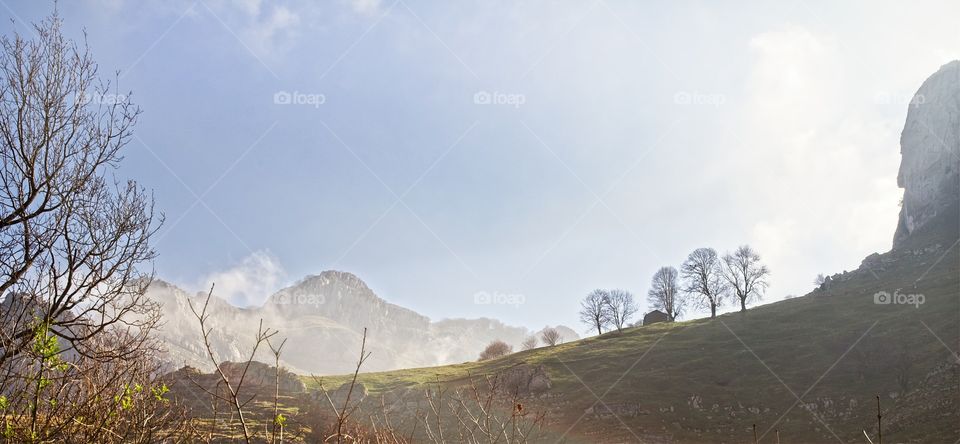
left=894, top=60, right=960, bottom=248
left=149, top=271, right=579, bottom=375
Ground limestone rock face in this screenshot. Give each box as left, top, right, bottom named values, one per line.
left=894, top=60, right=960, bottom=248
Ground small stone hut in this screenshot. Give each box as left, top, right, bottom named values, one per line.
left=642, top=310, right=671, bottom=326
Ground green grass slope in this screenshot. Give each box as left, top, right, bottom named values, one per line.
left=313, top=205, right=959, bottom=443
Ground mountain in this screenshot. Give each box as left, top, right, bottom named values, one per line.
left=311, top=61, right=960, bottom=442
left=149, top=271, right=579, bottom=375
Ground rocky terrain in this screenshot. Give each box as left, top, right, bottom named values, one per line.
left=148, top=273, right=578, bottom=375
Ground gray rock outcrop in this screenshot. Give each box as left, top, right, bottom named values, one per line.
left=894, top=60, right=960, bottom=248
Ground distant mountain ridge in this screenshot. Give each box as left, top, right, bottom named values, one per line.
left=149, top=271, right=578, bottom=375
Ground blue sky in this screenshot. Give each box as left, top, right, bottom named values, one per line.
left=3, top=0, right=957, bottom=331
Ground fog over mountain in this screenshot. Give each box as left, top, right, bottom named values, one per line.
left=150, top=271, right=578, bottom=375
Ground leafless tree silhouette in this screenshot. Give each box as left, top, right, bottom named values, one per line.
left=648, top=266, right=685, bottom=321
left=604, top=289, right=638, bottom=332
left=721, top=245, right=770, bottom=312
left=540, top=327, right=562, bottom=346
left=579, top=289, right=610, bottom=335
left=681, top=248, right=729, bottom=318
left=188, top=284, right=278, bottom=443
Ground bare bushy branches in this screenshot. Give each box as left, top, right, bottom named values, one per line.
left=579, top=289, right=638, bottom=334
left=520, top=336, right=537, bottom=351
left=721, top=245, right=770, bottom=312
left=268, top=337, right=288, bottom=444
left=0, top=322, right=190, bottom=443
left=0, top=11, right=182, bottom=443
left=188, top=284, right=278, bottom=443
left=0, top=11, right=159, bottom=367
left=419, top=373, right=545, bottom=444
left=604, top=289, right=638, bottom=332
left=311, top=328, right=372, bottom=443
left=680, top=247, right=729, bottom=318
left=304, top=332, right=546, bottom=443
left=648, top=266, right=684, bottom=321
left=478, top=340, right=512, bottom=361
left=539, top=327, right=561, bottom=346
left=579, top=289, right=610, bottom=335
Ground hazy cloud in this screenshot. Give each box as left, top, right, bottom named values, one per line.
left=346, top=0, right=382, bottom=17
left=199, top=251, right=287, bottom=307
left=741, top=26, right=901, bottom=298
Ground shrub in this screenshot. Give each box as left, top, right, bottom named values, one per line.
left=479, top=340, right=513, bottom=361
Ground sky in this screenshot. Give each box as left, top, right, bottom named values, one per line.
left=2, top=0, right=958, bottom=332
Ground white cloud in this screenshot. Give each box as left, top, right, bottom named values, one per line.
left=182, top=0, right=301, bottom=54
left=347, top=0, right=382, bottom=17
left=245, top=6, right=300, bottom=51
left=198, top=251, right=287, bottom=307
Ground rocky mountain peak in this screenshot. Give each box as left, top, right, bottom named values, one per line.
left=299, top=270, right=371, bottom=291
left=893, top=60, right=960, bottom=249
left=148, top=274, right=579, bottom=375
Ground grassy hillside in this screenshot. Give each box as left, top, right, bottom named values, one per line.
left=311, top=210, right=959, bottom=443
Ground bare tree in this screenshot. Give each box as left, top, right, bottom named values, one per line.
left=0, top=11, right=159, bottom=368
left=0, top=321, right=191, bottom=443
left=189, top=285, right=277, bottom=443
left=603, top=289, right=638, bottom=332
left=539, top=327, right=562, bottom=346
left=313, top=328, right=372, bottom=444
left=578, top=289, right=610, bottom=335
left=417, top=372, right=546, bottom=443
left=478, top=340, right=512, bottom=361
left=520, top=336, right=537, bottom=351
left=680, top=248, right=729, bottom=318
left=647, top=267, right=684, bottom=321
left=721, top=245, right=771, bottom=312
left=440, top=374, right=546, bottom=443
left=267, top=337, right=288, bottom=444
left=814, top=273, right=826, bottom=287
left=0, top=12, right=189, bottom=443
